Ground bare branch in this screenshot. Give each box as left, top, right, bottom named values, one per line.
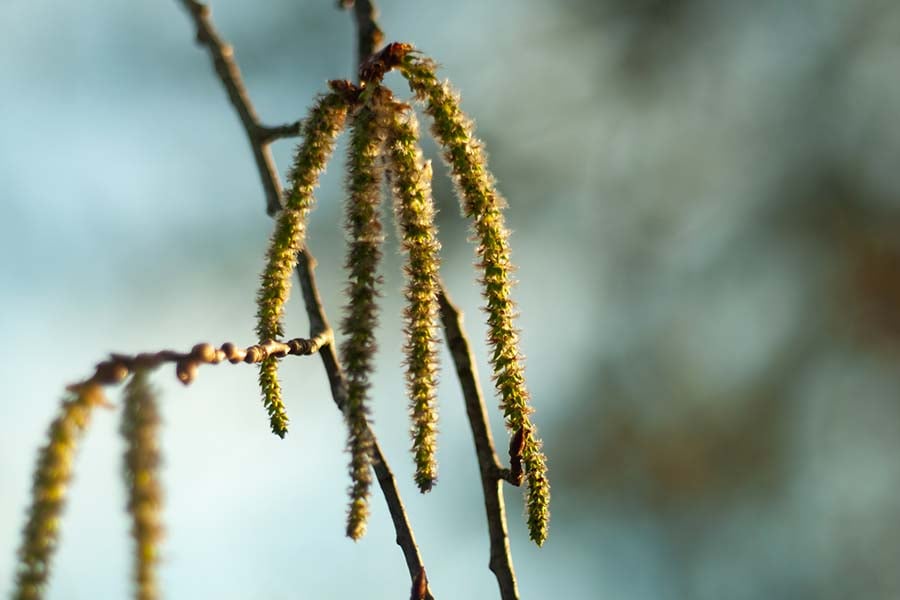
left=255, top=121, right=302, bottom=144
left=175, top=1, right=432, bottom=594
left=340, top=0, right=386, bottom=72
left=69, top=335, right=329, bottom=391
left=178, top=0, right=284, bottom=216
left=438, top=288, right=520, bottom=600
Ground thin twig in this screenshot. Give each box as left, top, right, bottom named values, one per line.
left=176, top=1, right=432, bottom=595
left=70, top=335, right=329, bottom=390
left=255, top=121, right=302, bottom=144
left=438, top=289, right=520, bottom=600
left=180, top=0, right=286, bottom=216
left=340, top=0, right=385, bottom=72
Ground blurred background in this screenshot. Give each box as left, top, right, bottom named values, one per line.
left=2, top=0, right=900, bottom=598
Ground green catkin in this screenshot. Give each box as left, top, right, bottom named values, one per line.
left=13, top=385, right=105, bottom=600
left=255, top=90, right=351, bottom=438
left=340, top=91, right=386, bottom=540
left=400, top=53, right=550, bottom=545
left=120, top=371, right=163, bottom=600
left=385, top=107, right=442, bottom=493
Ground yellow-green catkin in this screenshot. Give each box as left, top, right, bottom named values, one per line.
left=400, top=54, right=550, bottom=545
left=13, top=384, right=105, bottom=600
left=340, top=91, right=386, bottom=540
left=385, top=107, right=442, bottom=493
left=255, top=90, right=350, bottom=438
left=120, top=371, right=163, bottom=600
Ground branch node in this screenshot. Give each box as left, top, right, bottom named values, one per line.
left=360, top=42, right=413, bottom=84
left=177, top=1, right=432, bottom=593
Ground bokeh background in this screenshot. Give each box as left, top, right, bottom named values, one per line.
left=3, top=0, right=900, bottom=598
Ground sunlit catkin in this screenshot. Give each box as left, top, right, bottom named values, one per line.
left=13, top=384, right=105, bottom=600
left=340, top=89, right=386, bottom=540
left=400, top=53, right=550, bottom=545
left=256, top=87, right=351, bottom=437
left=120, top=371, right=163, bottom=600
left=385, top=107, right=442, bottom=493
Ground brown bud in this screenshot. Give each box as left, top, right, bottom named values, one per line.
left=221, top=342, right=244, bottom=363
left=509, top=458, right=524, bottom=487
left=191, top=342, right=217, bottom=363
left=95, top=360, right=129, bottom=385
left=359, top=42, right=413, bottom=83
left=176, top=359, right=198, bottom=384
left=244, top=346, right=263, bottom=364
left=383, top=42, right=413, bottom=67
left=509, top=427, right=527, bottom=461
left=410, top=567, right=428, bottom=600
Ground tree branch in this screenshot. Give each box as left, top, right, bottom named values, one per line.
left=255, top=121, right=302, bottom=144
left=180, top=0, right=287, bottom=216
left=340, top=0, right=386, bottom=73
left=438, top=289, right=520, bottom=600
left=176, top=1, right=432, bottom=596
left=68, top=335, right=329, bottom=390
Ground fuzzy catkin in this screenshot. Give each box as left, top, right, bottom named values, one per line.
left=13, top=385, right=105, bottom=600
left=385, top=108, right=442, bottom=493
left=400, top=54, right=550, bottom=545
left=255, top=91, right=350, bottom=438
left=120, top=371, right=163, bottom=600
left=340, top=94, right=386, bottom=540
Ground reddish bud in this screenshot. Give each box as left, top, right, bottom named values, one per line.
left=509, top=458, right=524, bottom=487
left=95, top=360, right=129, bottom=385
left=509, top=427, right=527, bottom=461
left=410, top=567, right=428, bottom=600
left=175, top=359, right=198, bottom=384
left=359, top=42, right=413, bottom=83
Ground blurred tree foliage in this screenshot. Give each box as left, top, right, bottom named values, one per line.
left=550, top=1, right=900, bottom=598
